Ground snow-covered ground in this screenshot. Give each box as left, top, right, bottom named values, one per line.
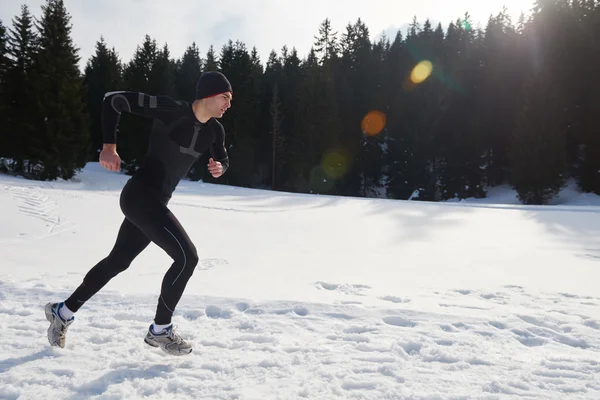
left=1, top=163, right=599, bottom=399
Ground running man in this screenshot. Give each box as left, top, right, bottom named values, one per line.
left=45, top=71, right=233, bottom=355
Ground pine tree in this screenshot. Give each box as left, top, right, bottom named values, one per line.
left=217, top=40, right=261, bottom=187
left=292, top=48, right=320, bottom=192
left=359, top=34, right=389, bottom=197
left=3, top=5, right=38, bottom=173
left=437, top=13, right=486, bottom=200
left=262, top=50, right=282, bottom=102
left=335, top=22, right=358, bottom=187
left=278, top=47, right=303, bottom=190
left=31, top=0, right=90, bottom=180
left=578, top=111, right=600, bottom=194
left=477, top=9, right=523, bottom=186
left=509, top=70, right=567, bottom=205
left=83, top=36, right=122, bottom=160
left=119, top=35, right=158, bottom=173
left=270, top=83, right=285, bottom=189
left=0, top=19, right=7, bottom=82
left=314, top=18, right=339, bottom=64
left=123, top=35, right=157, bottom=92
left=530, top=0, right=581, bottom=169
left=575, top=0, right=600, bottom=193
left=334, top=19, right=377, bottom=197
left=295, top=47, right=343, bottom=194
left=175, top=42, right=202, bottom=103
left=385, top=30, right=423, bottom=200
left=149, top=43, right=176, bottom=96
left=204, top=45, right=218, bottom=71
left=0, top=18, right=8, bottom=166
left=250, top=50, right=280, bottom=186
left=385, top=22, right=445, bottom=201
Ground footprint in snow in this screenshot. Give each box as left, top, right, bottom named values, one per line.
left=583, top=320, right=600, bottom=330
left=504, top=285, right=524, bottom=290
left=439, top=303, right=493, bottom=311
left=511, top=328, right=547, bottom=347
left=336, top=300, right=363, bottom=305
left=379, top=296, right=411, bottom=304
left=343, top=326, right=378, bottom=334
left=325, top=312, right=354, bottom=320
left=183, top=309, right=204, bottom=320
left=382, top=316, right=416, bottom=328
left=314, top=281, right=371, bottom=296
left=480, top=293, right=510, bottom=303
left=272, top=306, right=309, bottom=316
left=440, top=324, right=458, bottom=333
left=205, top=305, right=232, bottom=319
left=453, top=289, right=472, bottom=295
left=198, top=258, right=228, bottom=271
left=517, top=315, right=591, bottom=348
left=489, top=321, right=507, bottom=330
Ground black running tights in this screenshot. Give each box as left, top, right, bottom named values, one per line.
left=64, top=179, right=199, bottom=324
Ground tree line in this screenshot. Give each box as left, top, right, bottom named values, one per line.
left=0, top=0, right=598, bottom=204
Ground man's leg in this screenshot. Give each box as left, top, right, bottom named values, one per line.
left=120, top=190, right=199, bottom=325
left=119, top=182, right=199, bottom=355
left=151, top=213, right=200, bottom=326
left=141, top=210, right=199, bottom=355
left=64, top=218, right=152, bottom=312
left=46, top=216, right=151, bottom=348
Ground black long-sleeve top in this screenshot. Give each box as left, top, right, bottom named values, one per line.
left=101, top=91, right=229, bottom=197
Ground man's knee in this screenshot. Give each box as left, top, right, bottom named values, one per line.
left=177, top=245, right=199, bottom=282
left=170, top=242, right=198, bottom=272
left=185, top=246, right=199, bottom=270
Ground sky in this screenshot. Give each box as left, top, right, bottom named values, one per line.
left=0, top=0, right=535, bottom=71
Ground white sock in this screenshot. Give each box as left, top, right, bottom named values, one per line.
left=152, top=322, right=171, bottom=333
left=59, top=303, right=74, bottom=320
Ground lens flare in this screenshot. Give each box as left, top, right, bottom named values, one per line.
left=322, top=149, right=349, bottom=179
left=410, top=60, right=433, bottom=84
left=361, top=110, right=387, bottom=136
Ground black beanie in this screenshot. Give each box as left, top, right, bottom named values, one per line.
left=195, top=71, right=232, bottom=100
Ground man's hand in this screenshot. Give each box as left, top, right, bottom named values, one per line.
left=99, top=144, right=121, bottom=172
left=208, top=158, right=223, bottom=178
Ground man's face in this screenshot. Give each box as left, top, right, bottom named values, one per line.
left=206, top=92, right=232, bottom=118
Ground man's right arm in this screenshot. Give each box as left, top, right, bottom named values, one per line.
left=101, top=91, right=184, bottom=145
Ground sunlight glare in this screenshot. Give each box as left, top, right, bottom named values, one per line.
left=410, top=60, right=433, bottom=84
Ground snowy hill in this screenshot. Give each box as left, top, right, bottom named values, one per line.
left=1, top=163, right=600, bottom=399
